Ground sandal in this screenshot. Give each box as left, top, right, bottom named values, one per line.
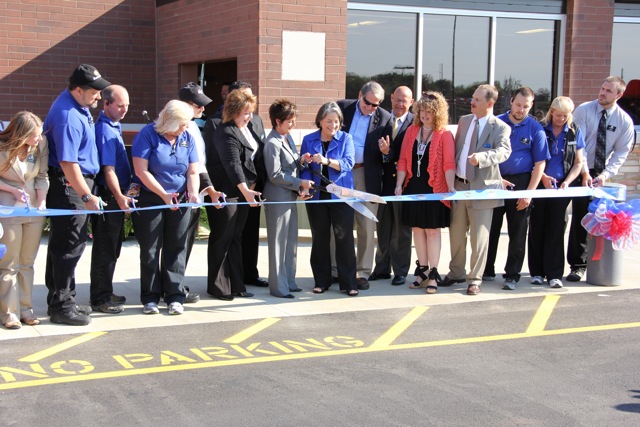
left=313, top=287, right=328, bottom=294
left=4, top=321, right=21, bottom=330
left=425, top=267, right=441, bottom=294
left=21, top=317, right=40, bottom=326
left=347, top=289, right=359, bottom=297
left=409, top=264, right=429, bottom=289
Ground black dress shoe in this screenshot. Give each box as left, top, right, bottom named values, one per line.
left=440, top=276, right=466, bottom=287
left=218, top=295, right=234, bottom=301
left=277, top=294, right=294, bottom=299
left=368, top=272, right=391, bottom=281
left=391, top=275, right=406, bottom=286
left=290, top=288, right=303, bottom=292
left=247, top=278, right=269, bottom=287
left=232, top=292, right=254, bottom=297
left=356, top=277, right=370, bottom=290
left=183, top=286, right=200, bottom=304
left=50, top=311, right=91, bottom=326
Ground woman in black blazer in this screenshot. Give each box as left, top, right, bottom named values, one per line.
left=206, top=89, right=264, bottom=300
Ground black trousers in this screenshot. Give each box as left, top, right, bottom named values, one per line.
left=306, top=201, right=357, bottom=291
left=45, top=172, right=93, bottom=315
left=528, top=195, right=571, bottom=280
left=373, top=201, right=412, bottom=276
left=484, top=173, right=531, bottom=282
left=241, top=203, right=261, bottom=282
left=206, top=199, right=249, bottom=297
left=185, top=205, right=200, bottom=266
left=567, top=194, right=591, bottom=270
left=132, top=189, right=189, bottom=305
left=89, top=187, right=125, bottom=305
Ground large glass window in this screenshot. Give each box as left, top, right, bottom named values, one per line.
left=611, top=21, right=640, bottom=124
left=494, top=18, right=556, bottom=119
left=346, top=6, right=561, bottom=123
left=346, top=10, right=416, bottom=109
left=422, top=15, right=490, bottom=123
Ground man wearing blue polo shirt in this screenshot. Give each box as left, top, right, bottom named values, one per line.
left=89, top=85, right=131, bottom=314
left=44, top=64, right=110, bottom=326
left=483, top=86, right=549, bottom=290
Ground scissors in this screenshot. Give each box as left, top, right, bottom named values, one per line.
left=308, top=169, right=385, bottom=222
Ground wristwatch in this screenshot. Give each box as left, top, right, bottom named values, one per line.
left=81, top=193, right=92, bottom=203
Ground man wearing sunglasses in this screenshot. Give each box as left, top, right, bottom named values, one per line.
left=337, top=81, right=393, bottom=290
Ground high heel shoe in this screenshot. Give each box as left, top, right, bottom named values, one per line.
left=409, top=264, right=429, bottom=289
left=425, top=267, right=441, bottom=294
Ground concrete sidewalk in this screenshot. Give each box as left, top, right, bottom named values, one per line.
left=1, top=215, right=638, bottom=341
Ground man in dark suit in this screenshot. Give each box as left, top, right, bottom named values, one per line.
left=440, top=84, right=511, bottom=295
left=369, top=86, right=414, bottom=286
left=203, top=81, right=268, bottom=288
left=337, top=81, right=393, bottom=290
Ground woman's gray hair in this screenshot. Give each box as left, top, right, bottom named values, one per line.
left=315, top=101, right=343, bottom=129
left=154, top=100, right=194, bottom=135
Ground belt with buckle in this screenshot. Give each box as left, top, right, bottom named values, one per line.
left=455, top=176, right=469, bottom=184
left=353, top=163, right=364, bottom=170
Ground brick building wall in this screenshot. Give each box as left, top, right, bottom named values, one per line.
left=155, top=0, right=347, bottom=130
left=564, top=0, right=638, bottom=195
left=0, top=0, right=156, bottom=124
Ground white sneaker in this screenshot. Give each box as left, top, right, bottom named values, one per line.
left=168, top=302, right=184, bottom=315
left=549, top=279, right=563, bottom=289
left=531, top=276, right=544, bottom=285
left=143, top=302, right=159, bottom=314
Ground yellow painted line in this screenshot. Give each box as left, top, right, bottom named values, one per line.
left=2, top=320, right=640, bottom=391
left=223, top=318, right=281, bottom=344
left=526, top=295, right=561, bottom=334
left=369, top=306, right=429, bottom=348
left=19, top=332, right=108, bottom=363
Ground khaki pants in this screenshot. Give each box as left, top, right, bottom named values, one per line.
left=0, top=217, right=45, bottom=324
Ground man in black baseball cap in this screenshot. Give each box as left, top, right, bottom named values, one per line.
left=179, top=82, right=213, bottom=107
left=69, top=64, right=111, bottom=91
left=42, top=63, right=111, bottom=325
left=178, top=82, right=223, bottom=304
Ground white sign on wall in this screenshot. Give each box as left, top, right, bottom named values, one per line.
left=282, top=30, right=325, bottom=81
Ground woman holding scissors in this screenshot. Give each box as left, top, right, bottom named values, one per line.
left=0, top=111, right=49, bottom=329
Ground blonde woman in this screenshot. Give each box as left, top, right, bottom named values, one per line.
left=395, top=92, right=455, bottom=294
left=0, top=111, right=49, bottom=329
left=528, top=96, right=586, bottom=289
left=131, top=100, right=200, bottom=315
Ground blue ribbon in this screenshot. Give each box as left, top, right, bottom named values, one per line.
left=0, top=186, right=624, bottom=218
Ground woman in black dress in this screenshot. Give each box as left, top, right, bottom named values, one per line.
left=394, top=93, right=455, bottom=293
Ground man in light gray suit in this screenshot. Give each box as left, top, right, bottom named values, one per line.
left=262, top=99, right=314, bottom=298
left=440, top=84, right=511, bottom=295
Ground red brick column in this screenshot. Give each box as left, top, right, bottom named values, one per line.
left=563, top=0, right=615, bottom=105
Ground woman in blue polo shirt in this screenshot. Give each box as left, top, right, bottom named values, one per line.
left=300, top=101, right=358, bottom=296
left=131, top=100, right=199, bottom=315
left=528, top=96, right=586, bottom=289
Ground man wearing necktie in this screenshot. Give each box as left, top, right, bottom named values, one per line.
left=566, top=76, right=635, bottom=283
left=440, top=84, right=511, bottom=295
left=370, top=86, right=415, bottom=286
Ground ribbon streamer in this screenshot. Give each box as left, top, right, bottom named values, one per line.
left=581, top=198, right=640, bottom=259
left=0, top=185, right=625, bottom=219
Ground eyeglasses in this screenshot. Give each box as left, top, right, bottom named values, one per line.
left=422, top=94, right=437, bottom=101
left=362, top=97, right=380, bottom=108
